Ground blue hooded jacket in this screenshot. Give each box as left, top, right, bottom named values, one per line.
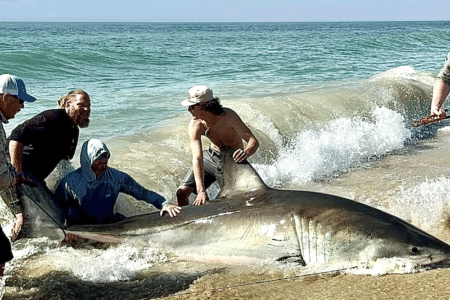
left=55, top=139, right=168, bottom=224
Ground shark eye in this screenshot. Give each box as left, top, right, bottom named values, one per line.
left=411, top=247, right=419, bottom=254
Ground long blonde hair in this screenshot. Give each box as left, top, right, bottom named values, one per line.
left=57, top=89, right=89, bottom=108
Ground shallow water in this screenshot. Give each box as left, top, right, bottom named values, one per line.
left=2, top=21, right=450, bottom=299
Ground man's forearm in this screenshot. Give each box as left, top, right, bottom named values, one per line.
left=244, top=137, right=259, bottom=157
left=9, top=141, right=24, bottom=173
left=192, top=157, right=206, bottom=193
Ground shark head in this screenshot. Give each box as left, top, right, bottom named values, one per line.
left=289, top=192, right=450, bottom=266
left=372, top=216, right=450, bottom=265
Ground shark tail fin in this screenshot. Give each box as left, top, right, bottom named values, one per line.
left=17, top=182, right=66, bottom=241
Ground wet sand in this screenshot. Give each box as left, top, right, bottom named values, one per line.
left=5, top=257, right=450, bottom=300
left=157, top=265, right=450, bottom=300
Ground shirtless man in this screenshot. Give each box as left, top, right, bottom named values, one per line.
left=177, top=85, right=259, bottom=206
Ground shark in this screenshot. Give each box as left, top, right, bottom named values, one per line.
left=17, top=147, right=450, bottom=266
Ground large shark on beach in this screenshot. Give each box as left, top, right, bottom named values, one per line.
left=18, top=147, right=450, bottom=266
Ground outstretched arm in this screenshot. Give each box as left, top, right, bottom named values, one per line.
left=122, top=173, right=181, bottom=217
left=188, top=120, right=209, bottom=207
left=8, top=141, right=25, bottom=241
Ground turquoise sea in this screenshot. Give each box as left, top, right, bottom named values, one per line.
left=2, top=21, right=450, bottom=299
left=1, top=21, right=448, bottom=137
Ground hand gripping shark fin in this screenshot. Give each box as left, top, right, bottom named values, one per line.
left=217, top=146, right=267, bottom=198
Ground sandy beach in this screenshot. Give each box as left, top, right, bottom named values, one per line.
left=157, top=264, right=450, bottom=300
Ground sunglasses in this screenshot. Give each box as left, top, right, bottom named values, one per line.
left=9, top=95, right=24, bottom=105
left=188, top=104, right=199, bottom=112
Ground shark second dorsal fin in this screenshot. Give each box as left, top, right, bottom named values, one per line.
left=217, top=147, right=267, bottom=198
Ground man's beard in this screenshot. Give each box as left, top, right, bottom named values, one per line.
left=78, top=117, right=90, bottom=128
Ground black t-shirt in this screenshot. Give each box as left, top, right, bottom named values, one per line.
left=0, top=225, right=13, bottom=264
left=9, top=109, right=79, bottom=181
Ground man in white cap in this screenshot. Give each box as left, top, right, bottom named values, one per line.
left=0, top=74, right=35, bottom=276
left=177, top=85, right=259, bottom=207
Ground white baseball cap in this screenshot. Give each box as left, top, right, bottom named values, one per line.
left=0, top=74, right=36, bottom=102
left=181, top=85, right=214, bottom=107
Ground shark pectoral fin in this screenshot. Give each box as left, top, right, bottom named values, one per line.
left=267, top=228, right=305, bottom=265
left=63, top=231, right=122, bottom=245
left=276, top=255, right=306, bottom=265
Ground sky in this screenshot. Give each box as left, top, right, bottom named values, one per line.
left=1, top=0, right=449, bottom=22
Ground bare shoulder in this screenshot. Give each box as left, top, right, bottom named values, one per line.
left=188, top=118, right=204, bottom=128
left=188, top=118, right=207, bottom=137
left=221, top=107, right=254, bottom=137
left=222, top=108, right=243, bottom=121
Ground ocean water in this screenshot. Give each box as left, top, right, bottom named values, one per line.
left=1, top=21, right=450, bottom=299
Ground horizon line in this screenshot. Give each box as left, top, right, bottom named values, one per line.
left=1, top=19, right=449, bottom=23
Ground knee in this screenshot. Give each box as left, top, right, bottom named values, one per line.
left=176, top=187, right=192, bottom=206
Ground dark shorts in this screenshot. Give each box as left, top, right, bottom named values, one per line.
left=179, top=148, right=223, bottom=194
left=0, top=225, right=13, bottom=265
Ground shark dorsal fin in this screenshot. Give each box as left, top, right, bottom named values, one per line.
left=217, top=147, right=267, bottom=198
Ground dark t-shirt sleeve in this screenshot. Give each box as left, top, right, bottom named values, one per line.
left=8, top=109, right=79, bottom=180
left=10, top=112, right=56, bottom=145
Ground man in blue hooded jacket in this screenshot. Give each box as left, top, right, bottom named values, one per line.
left=55, top=139, right=181, bottom=225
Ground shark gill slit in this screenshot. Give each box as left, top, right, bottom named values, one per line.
left=294, top=215, right=329, bottom=265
